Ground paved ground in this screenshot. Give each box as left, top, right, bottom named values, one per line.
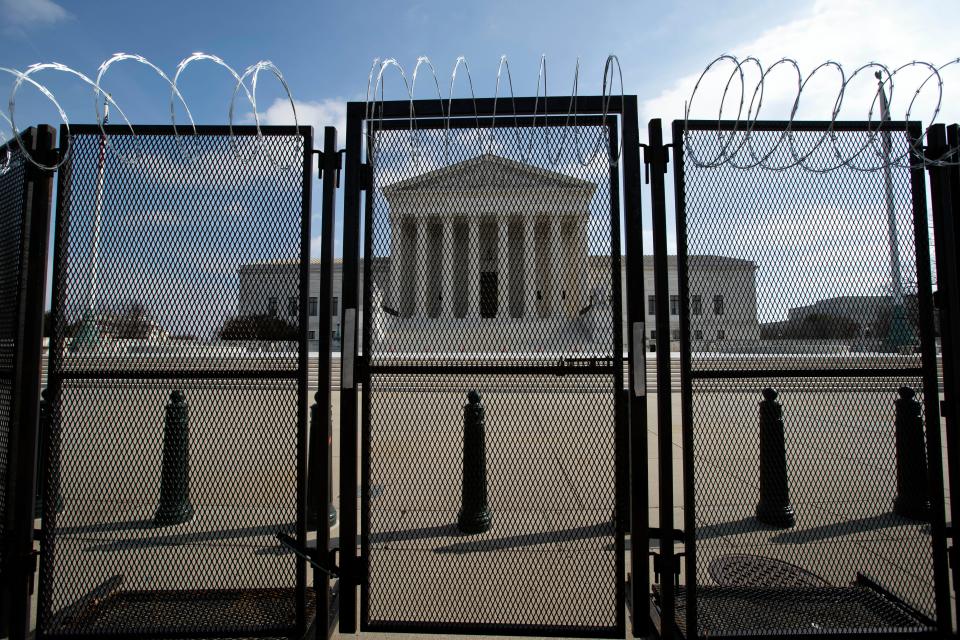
left=23, top=372, right=953, bottom=638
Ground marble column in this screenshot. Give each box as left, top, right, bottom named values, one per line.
left=467, top=219, right=479, bottom=318
left=524, top=218, right=536, bottom=318
left=497, top=219, right=509, bottom=318
left=414, top=219, right=427, bottom=317
left=576, top=215, right=588, bottom=313
left=389, top=215, right=402, bottom=312
left=549, top=217, right=562, bottom=316
left=441, top=219, right=454, bottom=317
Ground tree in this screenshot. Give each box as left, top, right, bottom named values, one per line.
left=218, top=314, right=298, bottom=341
left=763, top=313, right=861, bottom=340
left=43, top=311, right=85, bottom=339
left=872, top=294, right=922, bottom=340
left=102, top=300, right=156, bottom=339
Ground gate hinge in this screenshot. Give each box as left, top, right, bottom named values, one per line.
left=359, top=163, right=373, bottom=191
left=641, top=143, right=669, bottom=183
left=649, top=551, right=684, bottom=585
left=275, top=532, right=340, bottom=577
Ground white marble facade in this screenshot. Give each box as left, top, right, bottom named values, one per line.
left=382, top=154, right=596, bottom=324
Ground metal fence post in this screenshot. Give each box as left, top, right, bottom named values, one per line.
left=926, top=123, right=960, bottom=618
left=3, top=126, right=55, bottom=640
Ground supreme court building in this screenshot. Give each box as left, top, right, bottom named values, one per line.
left=238, top=154, right=760, bottom=353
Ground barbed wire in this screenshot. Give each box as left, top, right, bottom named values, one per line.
left=0, top=52, right=298, bottom=173
left=683, top=54, right=960, bottom=171
left=364, top=55, right=625, bottom=171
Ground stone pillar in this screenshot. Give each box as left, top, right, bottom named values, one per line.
left=390, top=215, right=402, bottom=311
left=576, top=215, right=588, bottom=313
left=441, top=219, right=454, bottom=317
left=524, top=218, right=536, bottom=318
left=468, top=219, right=479, bottom=318
left=549, top=217, right=562, bottom=316
left=497, top=219, right=509, bottom=318
left=414, top=219, right=427, bottom=317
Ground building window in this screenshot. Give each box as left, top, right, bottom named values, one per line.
left=332, top=296, right=339, bottom=316
left=650, top=330, right=656, bottom=340
left=308, top=330, right=316, bottom=340
left=692, top=295, right=702, bottom=316
left=717, top=328, right=725, bottom=340
left=648, top=295, right=656, bottom=315
left=670, top=295, right=679, bottom=316
left=287, top=296, right=297, bottom=317
left=332, top=330, right=338, bottom=340
left=672, top=329, right=680, bottom=340
left=308, top=297, right=318, bottom=317
left=694, top=329, right=703, bottom=340
left=713, top=294, right=724, bottom=316
left=267, top=297, right=277, bottom=317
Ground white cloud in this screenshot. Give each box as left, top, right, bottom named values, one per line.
left=255, top=97, right=347, bottom=142
left=642, top=0, right=960, bottom=131
left=1, top=0, right=68, bottom=28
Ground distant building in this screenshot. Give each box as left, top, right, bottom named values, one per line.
left=238, top=154, right=760, bottom=352
left=786, top=295, right=893, bottom=338
left=238, top=254, right=758, bottom=353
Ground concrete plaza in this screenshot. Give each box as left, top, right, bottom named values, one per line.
left=28, top=355, right=951, bottom=638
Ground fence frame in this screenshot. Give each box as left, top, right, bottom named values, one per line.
left=926, top=123, right=960, bottom=624
left=0, top=126, right=56, bottom=640
left=339, top=95, right=647, bottom=638
left=657, top=118, right=951, bottom=639
left=36, top=123, right=315, bottom=640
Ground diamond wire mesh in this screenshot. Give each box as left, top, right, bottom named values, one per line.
left=39, top=129, right=310, bottom=637
left=0, top=138, right=27, bottom=601
left=676, top=125, right=938, bottom=636
left=362, top=123, right=622, bottom=630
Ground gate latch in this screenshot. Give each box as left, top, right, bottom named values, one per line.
left=275, top=532, right=340, bottom=577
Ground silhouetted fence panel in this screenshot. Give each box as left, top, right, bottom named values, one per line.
left=38, top=125, right=314, bottom=639
left=0, top=126, right=55, bottom=640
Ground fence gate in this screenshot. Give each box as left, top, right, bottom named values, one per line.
left=339, top=97, right=646, bottom=637
left=651, top=118, right=950, bottom=638
left=38, top=124, right=315, bottom=639
left=0, top=127, right=55, bottom=640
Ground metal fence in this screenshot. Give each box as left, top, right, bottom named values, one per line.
left=38, top=125, right=314, bottom=638
left=927, top=122, right=960, bottom=635
left=339, top=97, right=646, bottom=637
left=0, top=126, right=55, bottom=640
left=654, top=119, right=949, bottom=638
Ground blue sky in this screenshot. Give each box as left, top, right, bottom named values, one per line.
left=2, top=0, right=958, bottom=317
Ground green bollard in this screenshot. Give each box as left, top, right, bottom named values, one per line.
left=457, top=390, right=492, bottom=534
left=154, top=390, right=193, bottom=526
left=755, top=388, right=796, bottom=528
left=893, top=387, right=931, bottom=521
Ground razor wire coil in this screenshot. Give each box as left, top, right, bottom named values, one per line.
left=683, top=54, right=960, bottom=171
left=1, top=52, right=299, bottom=172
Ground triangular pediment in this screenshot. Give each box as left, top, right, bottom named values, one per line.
left=382, top=153, right=595, bottom=194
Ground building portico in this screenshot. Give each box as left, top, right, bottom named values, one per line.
left=382, top=154, right=596, bottom=323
